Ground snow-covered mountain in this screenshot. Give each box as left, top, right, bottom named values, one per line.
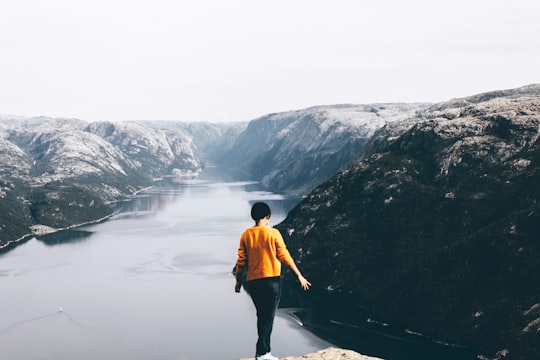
left=0, top=104, right=433, bottom=248
left=0, top=118, right=243, bottom=248
left=220, top=103, right=430, bottom=194
left=1, top=103, right=434, bottom=248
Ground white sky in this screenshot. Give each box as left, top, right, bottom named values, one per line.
left=1, top=0, right=539, bottom=123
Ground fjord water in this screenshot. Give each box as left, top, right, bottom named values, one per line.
left=0, top=178, right=330, bottom=360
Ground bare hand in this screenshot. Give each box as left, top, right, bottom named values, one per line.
left=298, top=276, right=311, bottom=291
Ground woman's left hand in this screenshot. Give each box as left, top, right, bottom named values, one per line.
left=298, top=276, right=311, bottom=291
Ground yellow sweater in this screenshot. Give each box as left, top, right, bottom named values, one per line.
left=236, top=226, right=295, bottom=282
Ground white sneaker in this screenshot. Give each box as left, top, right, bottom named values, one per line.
left=256, top=353, right=279, bottom=360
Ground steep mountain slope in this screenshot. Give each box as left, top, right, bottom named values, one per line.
left=220, top=103, right=430, bottom=195
left=0, top=136, right=33, bottom=179
left=154, top=121, right=248, bottom=163
left=277, top=85, right=540, bottom=360
left=0, top=118, right=240, bottom=249
left=85, top=121, right=201, bottom=179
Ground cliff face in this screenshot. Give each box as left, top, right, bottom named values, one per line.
left=220, top=103, right=430, bottom=195
left=277, top=85, right=540, bottom=360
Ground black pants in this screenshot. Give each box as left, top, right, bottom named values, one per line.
left=247, top=276, right=282, bottom=356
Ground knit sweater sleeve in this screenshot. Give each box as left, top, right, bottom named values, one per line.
left=236, top=232, right=247, bottom=270
left=273, top=228, right=294, bottom=267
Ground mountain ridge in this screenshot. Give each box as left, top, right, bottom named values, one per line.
left=277, top=84, right=540, bottom=360
left=220, top=103, right=430, bottom=194
left=0, top=118, right=242, bottom=249
left=1, top=85, right=539, bottom=359
left=1, top=103, right=408, bottom=248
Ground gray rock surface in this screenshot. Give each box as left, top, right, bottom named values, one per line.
left=240, top=347, right=383, bottom=360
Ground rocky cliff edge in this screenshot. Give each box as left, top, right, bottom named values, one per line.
left=240, top=347, right=383, bottom=360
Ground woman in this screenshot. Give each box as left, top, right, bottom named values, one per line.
left=235, top=202, right=311, bottom=360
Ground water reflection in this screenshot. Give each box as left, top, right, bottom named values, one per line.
left=36, top=229, right=94, bottom=246
left=0, top=174, right=479, bottom=360
left=280, top=279, right=478, bottom=360
left=112, top=181, right=188, bottom=219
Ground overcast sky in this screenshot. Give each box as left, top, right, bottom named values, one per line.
left=1, top=0, right=538, bottom=123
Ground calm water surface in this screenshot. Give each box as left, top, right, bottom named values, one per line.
left=0, top=179, right=331, bottom=360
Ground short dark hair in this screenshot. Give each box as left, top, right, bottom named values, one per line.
left=251, top=202, right=271, bottom=221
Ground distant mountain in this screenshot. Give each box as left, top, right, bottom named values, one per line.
left=277, top=84, right=540, bottom=360
left=0, top=118, right=244, bottom=249
left=1, top=104, right=433, bottom=250
left=220, top=103, right=430, bottom=195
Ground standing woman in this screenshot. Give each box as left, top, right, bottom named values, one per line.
left=235, top=202, right=311, bottom=360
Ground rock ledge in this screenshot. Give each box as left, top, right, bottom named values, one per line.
left=241, top=347, right=383, bottom=360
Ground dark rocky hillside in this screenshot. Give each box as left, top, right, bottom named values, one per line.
left=277, top=85, right=540, bottom=360
left=220, top=103, right=429, bottom=195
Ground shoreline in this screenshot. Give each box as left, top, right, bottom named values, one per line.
left=0, top=185, right=155, bottom=253
left=0, top=214, right=115, bottom=253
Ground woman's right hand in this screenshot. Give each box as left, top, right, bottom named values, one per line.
left=235, top=279, right=242, bottom=293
